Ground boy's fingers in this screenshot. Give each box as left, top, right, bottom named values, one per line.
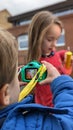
left=19, top=81, right=27, bottom=87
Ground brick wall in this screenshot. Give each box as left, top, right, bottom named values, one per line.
left=59, top=14, right=73, bottom=51
left=8, top=24, right=29, bottom=37
left=18, top=50, right=28, bottom=65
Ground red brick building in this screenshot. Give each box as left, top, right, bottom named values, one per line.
left=7, top=0, right=73, bottom=66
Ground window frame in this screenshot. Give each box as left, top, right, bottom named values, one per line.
left=56, top=29, right=65, bottom=47
left=18, top=34, right=28, bottom=51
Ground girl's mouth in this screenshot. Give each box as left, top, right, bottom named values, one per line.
left=48, top=48, right=53, bottom=51
left=48, top=47, right=55, bottom=52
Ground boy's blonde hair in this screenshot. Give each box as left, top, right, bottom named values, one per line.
left=0, top=28, right=18, bottom=89
left=27, top=11, right=63, bottom=62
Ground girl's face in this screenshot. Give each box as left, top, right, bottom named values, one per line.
left=42, top=24, right=62, bottom=55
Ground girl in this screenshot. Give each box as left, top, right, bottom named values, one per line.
left=27, top=11, right=72, bottom=107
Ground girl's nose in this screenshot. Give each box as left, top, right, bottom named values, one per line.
left=52, top=40, right=57, bottom=47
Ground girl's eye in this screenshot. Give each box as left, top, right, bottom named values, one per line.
left=47, top=39, right=52, bottom=42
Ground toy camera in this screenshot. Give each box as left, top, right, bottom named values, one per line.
left=19, top=61, right=47, bottom=82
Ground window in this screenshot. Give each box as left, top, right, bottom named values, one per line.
left=20, top=20, right=31, bottom=25
left=18, top=34, right=28, bottom=50
left=56, top=29, right=65, bottom=47
left=55, top=9, right=73, bottom=17
left=15, top=20, right=31, bottom=26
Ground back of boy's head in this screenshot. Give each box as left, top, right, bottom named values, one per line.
left=0, top=28, right=18, bottom=89
left=27, top=11, right=63, bottom=62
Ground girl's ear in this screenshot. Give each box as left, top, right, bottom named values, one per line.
left=0, top=84, right=10, bottom=106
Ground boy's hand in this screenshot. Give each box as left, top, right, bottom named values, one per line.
left=18, top=65, right=27, bottom=87
left=39, top=61, right=60, bottom=85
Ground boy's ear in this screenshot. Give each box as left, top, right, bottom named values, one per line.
left=0, top=84, right=10, bottom=106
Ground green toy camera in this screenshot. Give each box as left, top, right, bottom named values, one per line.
left=19, top=61, right=47, bottom=82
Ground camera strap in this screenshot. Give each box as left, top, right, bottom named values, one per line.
left=18, top=64, right=46, bottom=102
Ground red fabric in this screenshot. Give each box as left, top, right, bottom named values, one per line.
left=35, top=50, right=72, bottom=107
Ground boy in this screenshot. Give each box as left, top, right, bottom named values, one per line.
left=0, top=28, right=73, bottom=130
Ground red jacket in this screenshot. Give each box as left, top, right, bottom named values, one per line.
left=35, top=50, right=68, bottom=107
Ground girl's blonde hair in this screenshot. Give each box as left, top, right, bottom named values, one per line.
left=27, top=11, right=63, bottom=62
left=0, top=28, right=18, bottom=89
